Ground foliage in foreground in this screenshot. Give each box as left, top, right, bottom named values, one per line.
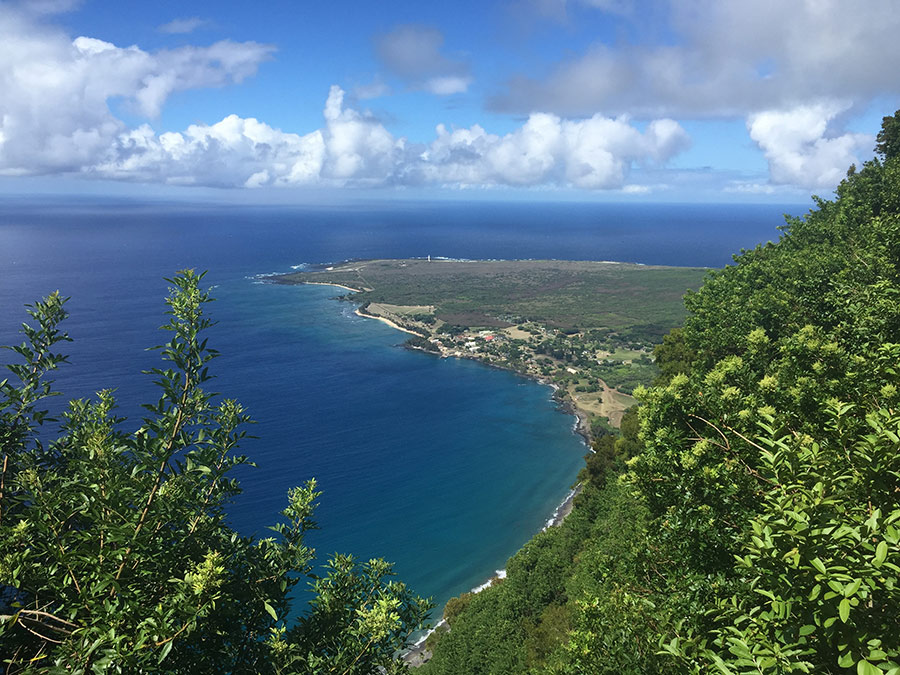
left=0, top=271, right=431, bottom=674
left=424, top=113, right=900, bottom=674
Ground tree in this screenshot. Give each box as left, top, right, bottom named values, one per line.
left=875, top=109, right=900, bottom=160
left=0, top=270, right=431, bottom=673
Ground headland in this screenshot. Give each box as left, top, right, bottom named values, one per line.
left=274, top=258, right=705, bottom=438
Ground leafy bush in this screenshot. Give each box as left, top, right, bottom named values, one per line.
left=0, top=271, right=430, bottom=674
left=426, top=112, right=900, bottom=675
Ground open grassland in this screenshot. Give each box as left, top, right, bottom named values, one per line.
left=278, top=259, right=706, bottom=337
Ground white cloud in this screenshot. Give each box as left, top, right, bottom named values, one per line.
left=321, top=86, right=405, bottom=183
left=747, top=103, right=872, bottom=189
left=93, top=117, right=326, bottom=188
left=157, top=17, right=210, bottom=35
left=375, top=24, right=471, bottom=95
left=0, top=8, right=689, bottom=190
left=493, top=0, right=900, bottom=118
left=725, top=182, right=779, bottom=195
left=66, top=85, right=689, bottom=190
left=495, top=0, right=893, bottom=189
left=0, top=6, right=274, bottom=175
left=418, top=111, right=689, bottom=189
left=353, top=78, right=391, bottom=100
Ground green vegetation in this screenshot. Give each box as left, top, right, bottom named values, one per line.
left=421, top=411, right=646, bottom=674
left=7, top=112, right=900, bottom=675
left=421, top=113, right=900, bottom=673
left=278, top=259, right=705, bottom=335
left=0, top=271, right=430, bottom=673
left=279, top=260, right=706, bottom=434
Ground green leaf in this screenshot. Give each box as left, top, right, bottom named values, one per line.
left=875, top=541, right=888, bottom=567
left=858, top=660, right=881, bottom=675
left=839, top=598, right=851, bottom=623
left=811, top=557, right=827, bottom=575
left=263, top=601, right=278, bottom=621
left=158, top=641, right=174, bottom=664
left=844, top=578, right=862, bottom=597
left=798, top=625, right=816, bottom=637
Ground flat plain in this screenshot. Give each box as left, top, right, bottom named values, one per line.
left=277, top=258, right=707, bottom=337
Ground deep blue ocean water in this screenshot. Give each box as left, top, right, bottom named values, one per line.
left=0, top=198, right=804, bottom=615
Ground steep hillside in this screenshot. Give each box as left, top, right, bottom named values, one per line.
left=423, top=113, right=900, bottom=674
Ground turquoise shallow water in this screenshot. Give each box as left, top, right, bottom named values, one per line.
left=0, top=199, right=800, bottom=615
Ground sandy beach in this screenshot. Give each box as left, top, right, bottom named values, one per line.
left=300, top=280, right=364, bottom=293
left=354, top=307, right=427, bottom=337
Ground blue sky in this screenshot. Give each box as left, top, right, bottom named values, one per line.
left=1, top=0, right=899, bottom=202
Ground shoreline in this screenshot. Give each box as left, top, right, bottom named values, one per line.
left=354, top=307, right=428, bottom=337
left=408, top=344, right=593, bottom=446
left=294, top=282, right=591, bottom=667
left=296, top=280, right=364, bottom=293
left=402, top=484, right=582, bottom=667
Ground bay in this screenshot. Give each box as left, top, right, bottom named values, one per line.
left=0, top=198, right=802, bottom=612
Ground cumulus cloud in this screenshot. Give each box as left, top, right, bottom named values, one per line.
left=375, top=24, right=472, bottom=95
left=747, top=103, right=873, bottom=189
left=0, top=6, right=274, bottom=176
left=493, top=0, right=900, bottom=118
left=418, top=111, right=689, bottom=189
left=0, top=7, right=689, bottom=190
left=321, top=86, right=406, bottom=182
left=93, top=117, right=326, bottom=188
left=421, top=102, right=689, bottom=189
left=89, top=87, right=686, bottom=190
left=157, top=17, right=210, bottom=35
left=494, top=0, right=894, bottom=187
left=86, top=86, right=406, bottom=188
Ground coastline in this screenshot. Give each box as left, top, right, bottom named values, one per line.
left=296, top=280, right=364, bottom=293
left=407, top=343, right=594, bottom=446
left=344, top=295, right=589, bottom=667
left=274, top=259, right=658, bottom=444
left=402, top=484, right=582, bottom=667
left=354, top=307, right=428, bottom=337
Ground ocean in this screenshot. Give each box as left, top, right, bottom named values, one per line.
left=0, top=198, right=804, bottom=614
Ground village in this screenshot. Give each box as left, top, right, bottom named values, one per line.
left=356, top=301, right=656, bottom=434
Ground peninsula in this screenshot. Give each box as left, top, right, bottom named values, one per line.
left=275, top=258, right=706, bottom=436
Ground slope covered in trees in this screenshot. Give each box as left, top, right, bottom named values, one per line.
left=0, top=271, right=430, bottom=673
left=423, top=114, right=900, bottom=673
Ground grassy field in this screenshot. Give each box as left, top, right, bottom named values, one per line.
left=278, top=259, right=706, bottom=337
